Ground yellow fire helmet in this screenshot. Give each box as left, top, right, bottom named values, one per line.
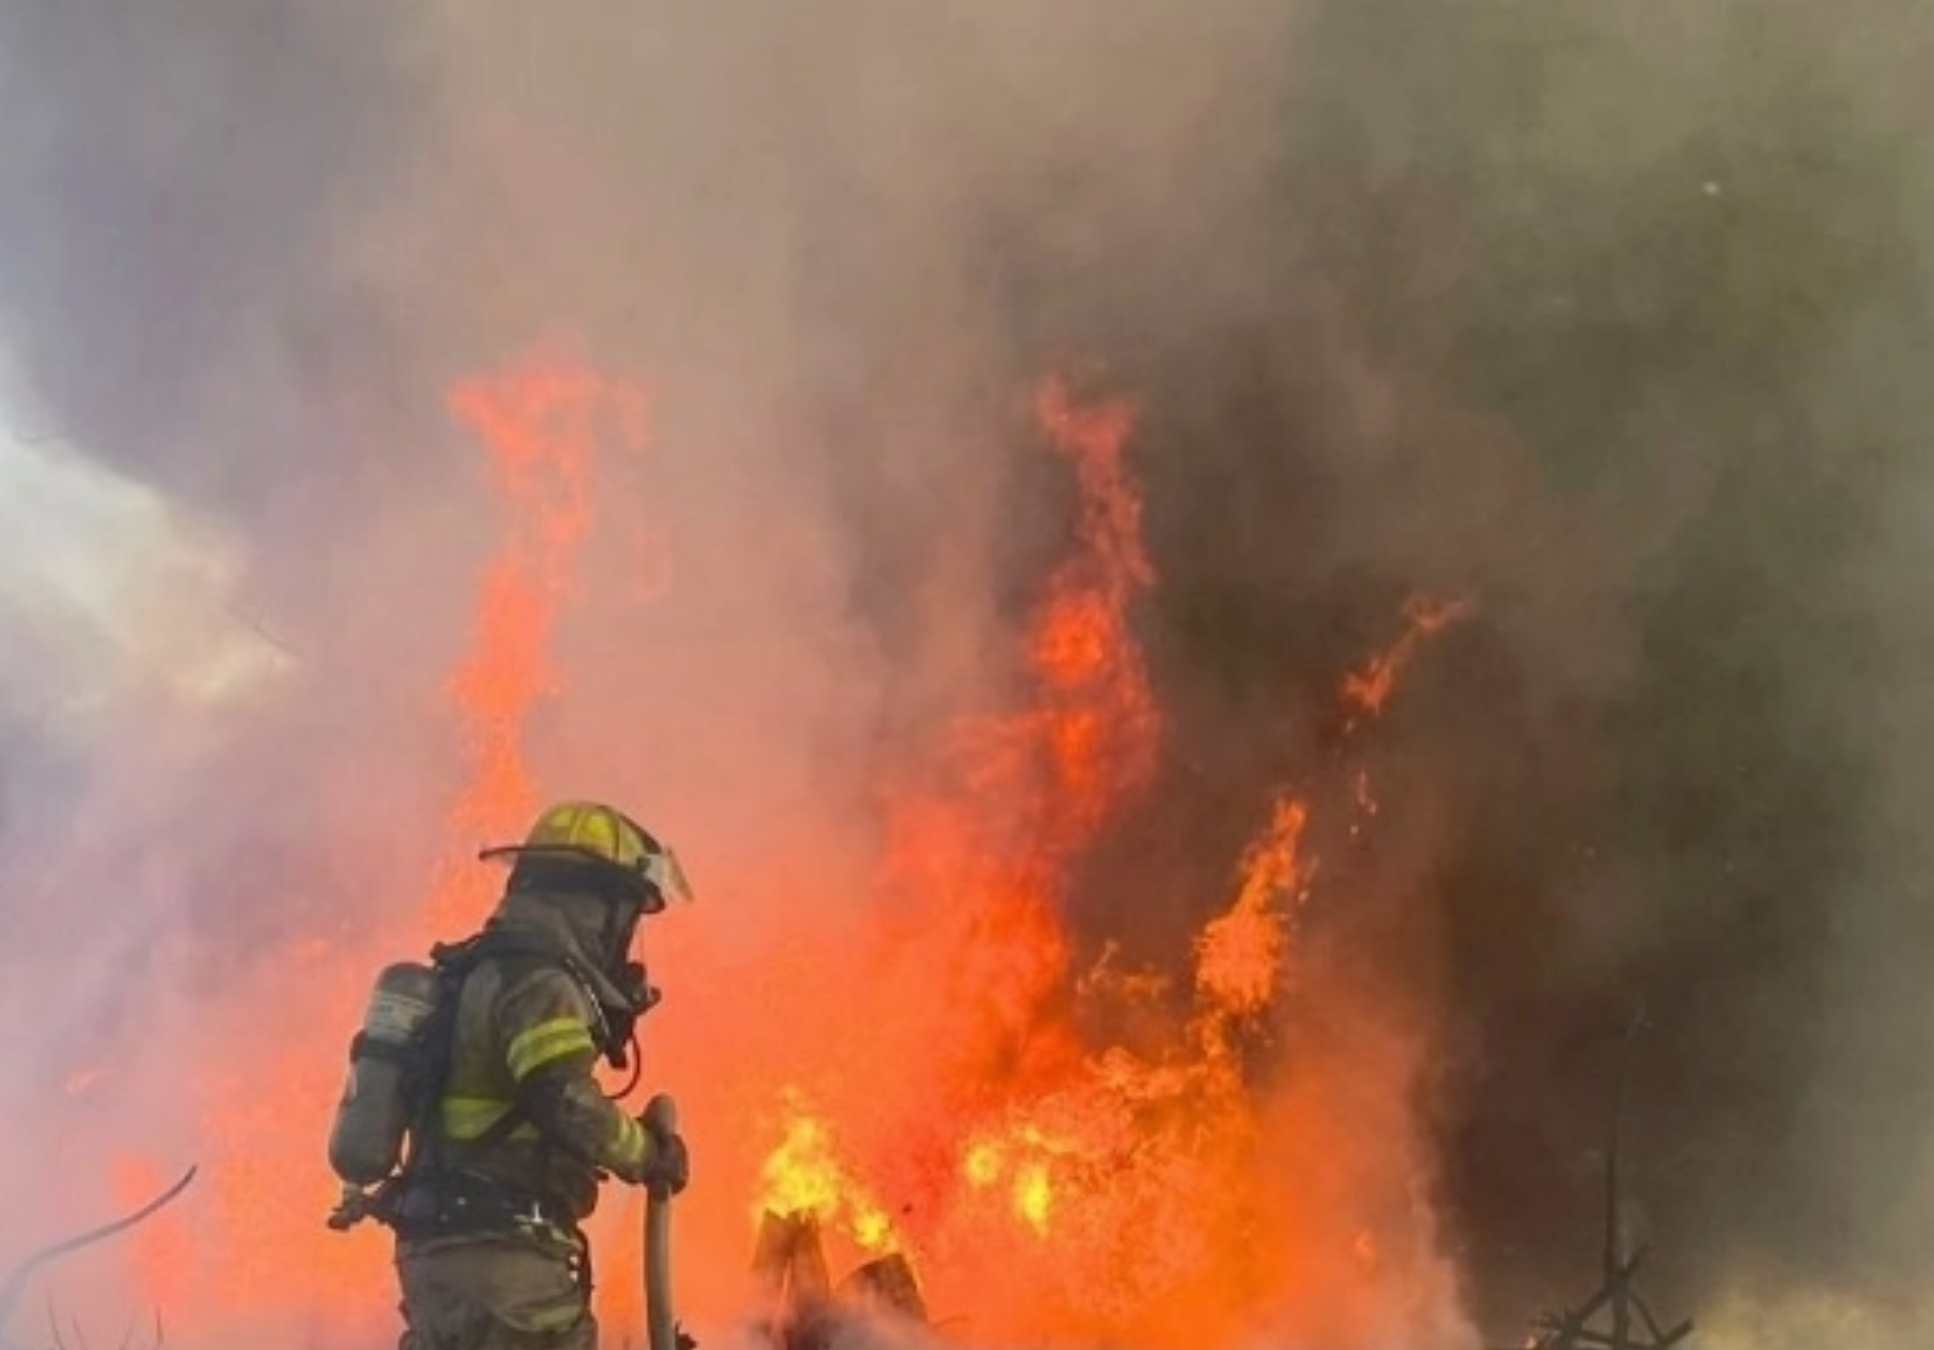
left=479, top=800, right=695, bottom=911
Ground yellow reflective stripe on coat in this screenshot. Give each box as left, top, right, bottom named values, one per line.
left=522, top=1296, right=589, bottom=1334
left=441, top=1095, right=539, bottom=1142
left=505, top=1016, right=599, bottom=1081
left=610, top=1110, right=648, bottom=1171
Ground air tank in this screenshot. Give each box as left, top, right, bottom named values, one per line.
left=327, top=961, right=443, bottom=1186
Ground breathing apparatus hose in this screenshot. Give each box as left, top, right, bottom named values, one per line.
left=641, top=1094, right=684, bottom=1350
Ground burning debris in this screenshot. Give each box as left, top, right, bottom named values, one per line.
left=752, top=1209, right=929, bottom=1350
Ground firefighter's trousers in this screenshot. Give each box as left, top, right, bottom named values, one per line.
left=396, top=1230, right=597, bottom=1350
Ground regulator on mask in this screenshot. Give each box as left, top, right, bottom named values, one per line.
left=604, top=959, right=662, bottom=1072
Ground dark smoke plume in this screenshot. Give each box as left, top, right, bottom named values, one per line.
left=1021, top=0, right=1934, bottom=1340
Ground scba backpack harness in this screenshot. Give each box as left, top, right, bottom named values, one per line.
left=326, top=931, right=655, bottom=1236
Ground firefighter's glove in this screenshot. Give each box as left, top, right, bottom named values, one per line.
left=641, top=1119, right=690, bottom=1196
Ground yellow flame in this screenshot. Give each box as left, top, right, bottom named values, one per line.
left=756, top=1101, right=900, bottom=1253
left=759, top=1115, right=843, bottom=1218
left=853, top=1208, right=895, bottom=1250
left=964, top=1140, right=1004, bottom=1189
left=1013, top=1162, right=1054, bottom=1236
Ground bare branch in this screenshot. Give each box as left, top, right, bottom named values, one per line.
left=0, top=1166, right=199, bottom=1336
left=44, top=1293, right=66, bottom=1350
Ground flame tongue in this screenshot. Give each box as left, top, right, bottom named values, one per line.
left=864, top=377, right=1161, bottom=1082
left=1195, top=796, right=1308, bottom=1018
left=740, top=374, right=1473, bottom=1350
left=1342, top=592, right=1478, bottom=727
left=758, top=1099, right=900, bottom=1254
left=432, top=358, right=647, bottom=934
left=742, top=376, right=1287, bottom=1345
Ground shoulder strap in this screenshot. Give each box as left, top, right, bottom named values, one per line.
left=412, top=931, right=612, bottom=1170
left=453, top=929, right=620, bottom=1054
left=400, top=936, right=507, bottom=1178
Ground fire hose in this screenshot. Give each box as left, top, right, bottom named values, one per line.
left=641, top=1094, right=693, bottom=1350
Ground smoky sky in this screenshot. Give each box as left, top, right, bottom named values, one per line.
left=4, top=0, right=1934, bottom=1346
left=0, top=0, right=438, bottom=518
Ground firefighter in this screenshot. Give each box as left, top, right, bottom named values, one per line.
left=388, top=801, right=694, bottom=1350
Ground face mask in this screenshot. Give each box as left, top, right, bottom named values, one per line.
left=592, top=892, right=633, bottom=964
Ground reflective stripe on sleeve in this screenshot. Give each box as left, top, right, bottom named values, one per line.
left=505, top=1016, right=599, bottom=1081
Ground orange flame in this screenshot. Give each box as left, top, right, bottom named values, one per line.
left=732, top=378, right=1352, bottom=1349
left=864, top=376, right=1160, bottom=1081
left=1341, top=592, right=1478, bottom=727
left=723, top=377, right=1476, bottom=1350
left=1195, top=796, right=1307, bottom=1018
left=428, top=358, right=645, bottom=932
left=903, top=786, right=1315, bottom=1342
left=1030, top=375, right=1158, bottom=829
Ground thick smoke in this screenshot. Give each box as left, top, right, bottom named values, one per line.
left=2, top=0, right=1932, bottom=1347
left=1160, top=0, right=1934, bottom=1341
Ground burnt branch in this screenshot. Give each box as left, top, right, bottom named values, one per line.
left=38, top=1297, right=161, bottom=1350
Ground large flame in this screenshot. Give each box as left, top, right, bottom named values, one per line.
left=73, top=354, right=1473, bottom=1350
left=429, top=359, right=645, bottom=932
left=720, top=376, right=1471, bottom=1350
left=867, top=376, right=1159, bottom=1082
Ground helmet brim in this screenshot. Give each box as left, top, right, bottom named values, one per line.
left=478, top=843, right=690, bottom=911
